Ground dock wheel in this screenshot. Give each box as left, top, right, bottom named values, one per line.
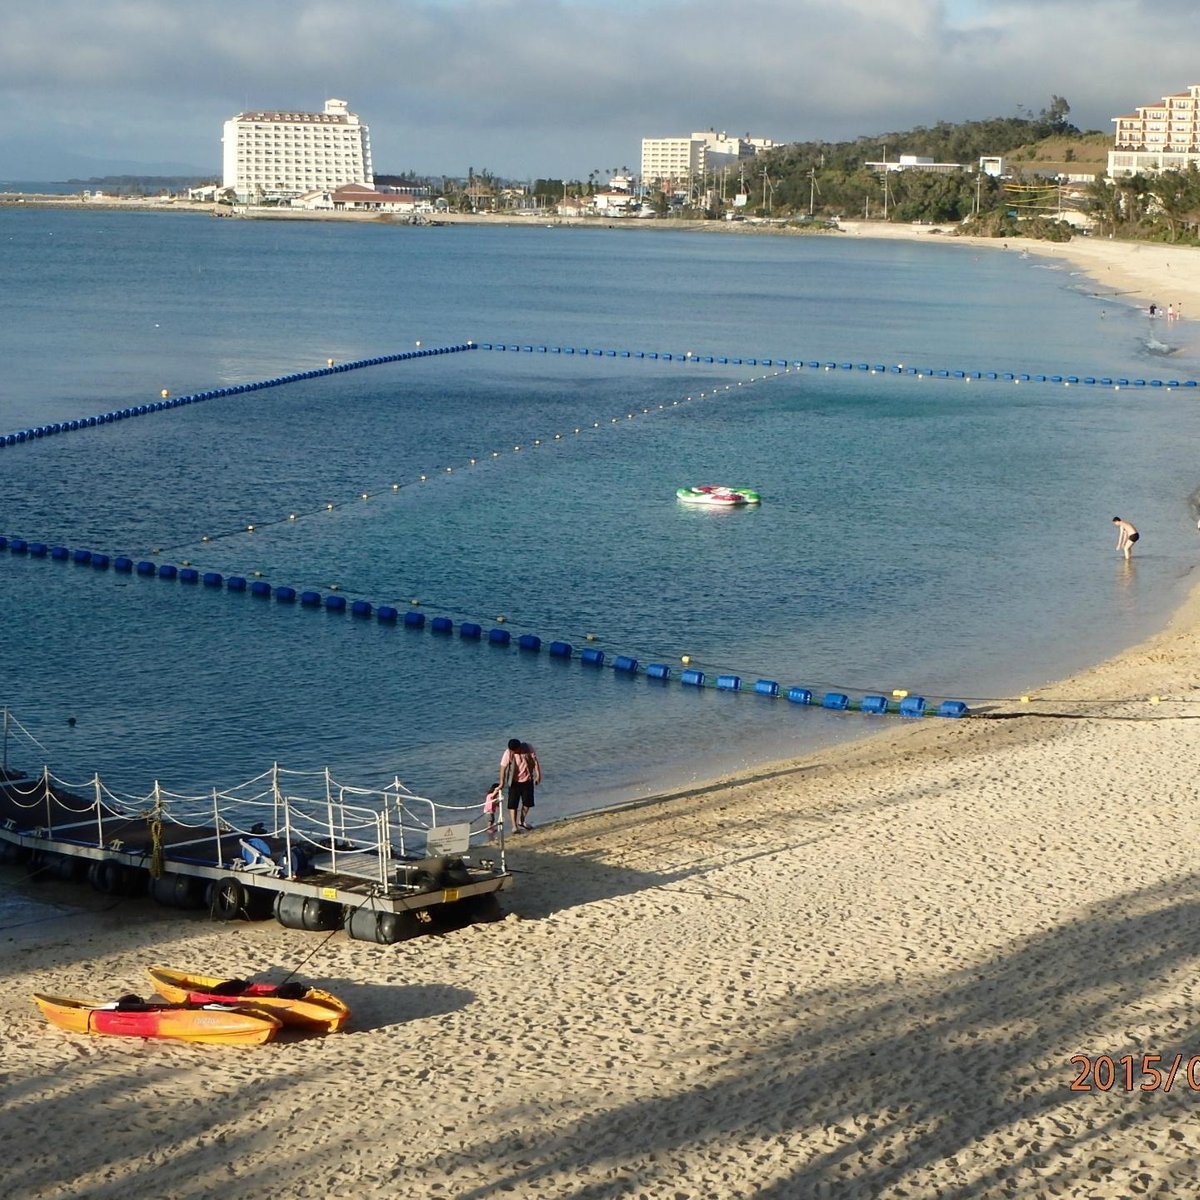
left=208, top=876, right=246, bottom=921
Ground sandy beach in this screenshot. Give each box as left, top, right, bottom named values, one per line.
left=6, top=229, right=1200, bottom=1199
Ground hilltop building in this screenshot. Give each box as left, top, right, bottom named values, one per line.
left=641, top=130, right=775, bottom=190
left=222, top=98, right=373, bottom=202
left=1110, top=84, right=1200, bottom=177
left=865, top=154, right=964, bottom=174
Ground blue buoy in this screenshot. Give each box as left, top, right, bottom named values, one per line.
left=157, top=563, right=176, bottom=579
left=300, top=591, right=322, bottom=606
left=581, top=647, right=605, bottom=666
left=459, top=621, right=481, bottom=639
left=51, top=546, right=70, bottom=560
left=860, top=695, right=889, bottom=714
left=518, top=633, right=541, bottom=651
left=786, top=687, right=812, bottom=705
left=715, top=675, right=741, bottom=691
left=350, top=600, right=372, bottom=617
left=613, top=655, right=638, bottom=673
left=680, top=668, right=705, bottom=687
left=822, top=692, right=850, bottom=710
left=274, top=586, right=296, bottom=602
left=548, top=640, right=573, bottom=658
left=250, top=580, right=272, bottom=597
left=226, top=576, right=247, bottom=591
left=73, top=549, right=92, bottom=564
left=937, top=700, right=969, bottom=718
left=488, top=627, right=511, bottom=645
left=377, top=605, right=399, bottom=622
left=402, top=610, right=425, bottom=628
left=646, top=663, right=671, bottom=680
left=201, top=571, right=223, bottom=587
left=10, top=539, right=28, bottom=553
left=754, top=679, right=779, bottom=697
left=91, top=554, right=111, bottom=570
left=899, top=696, right=926, bottom=718
left=431, top=616, right=453, bottom=634
left=325, top=595, right=347, bottom=612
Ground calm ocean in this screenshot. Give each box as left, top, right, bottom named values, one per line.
left=2, top=210, right=1199, bottom=818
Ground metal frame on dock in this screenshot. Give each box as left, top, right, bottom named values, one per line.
left=0, top=761, right=511, bottom=944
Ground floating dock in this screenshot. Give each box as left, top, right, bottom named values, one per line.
left=0, top=760, right=510, bottom=943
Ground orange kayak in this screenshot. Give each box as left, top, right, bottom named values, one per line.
left=147, top=966, right=350, bottom=1033
left=33, top=993, right=281, bottom=1046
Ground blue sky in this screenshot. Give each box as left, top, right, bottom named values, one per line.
left=1, top=1, right=1198, bottom=180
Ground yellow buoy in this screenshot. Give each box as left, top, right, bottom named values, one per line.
left=891, top=689, right=908, bottom=698
left=160, top=389, right=170, bottom=399
left=1019, top=695, right=1030, bottom=704
left=681, top=655, right=691, bottom=665
left=496, top=615, right=506, bottom=623
left=586, top=632, right=597, bottom=641
left=411, top=598, right=420, bottom=605
left=327, top=358, right=335, bottom=367
left=246, top=524, right=254, bottom=532
left=289, top=513, right=297, bottom=520
left=1150, top=695, right=1161, bottom=705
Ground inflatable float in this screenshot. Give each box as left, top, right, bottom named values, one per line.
left=675, top=485, right=761, bottom=507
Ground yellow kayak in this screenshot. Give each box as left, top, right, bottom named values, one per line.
left=147, top=966, right=351, bottom=1033
left=33, top=992, right=281, bottom=1046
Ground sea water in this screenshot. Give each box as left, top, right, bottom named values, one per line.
left=2, top=210, right=1199, bottom=819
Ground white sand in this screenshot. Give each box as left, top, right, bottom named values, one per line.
left=5, top=231, right=1200, bottom=1199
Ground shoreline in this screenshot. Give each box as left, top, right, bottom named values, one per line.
left=7, top=212, right=1200, bottom=1196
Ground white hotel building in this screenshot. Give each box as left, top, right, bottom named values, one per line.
left=222, top=98, right=373, bottom=202
left=641, top=130, right=775, bottom=190
left=1110, top=83, right=1200, bottom=177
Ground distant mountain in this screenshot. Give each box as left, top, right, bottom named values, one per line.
left=0, top=139, right=213, bottom=183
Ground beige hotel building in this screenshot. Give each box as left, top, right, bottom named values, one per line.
left=1110, top=84, right=1200, bottom=177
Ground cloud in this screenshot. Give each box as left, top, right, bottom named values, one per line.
left=1, top=1, right=1199, bottom=178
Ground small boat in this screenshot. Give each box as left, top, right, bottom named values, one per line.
left=676, top=485, right=761, bottom=507
left=147, top=966, right=351, bottom=1033
left=32, top=993, right=281, bottom=1046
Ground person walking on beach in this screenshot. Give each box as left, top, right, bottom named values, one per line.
left=499, top=738, right=541, bottom=832
left=1113, top=516, right=1139, bottom=560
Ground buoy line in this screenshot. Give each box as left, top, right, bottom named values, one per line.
left=7, top=533, right=1197, bottom=720
left=148, top=370, right=788, bottom=556
left=4, top=338, right=1196, bottom=454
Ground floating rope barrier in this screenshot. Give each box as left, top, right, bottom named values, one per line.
left=143, top=369, right=786, bottom=556
left=4, top=339, right=1197, bottom=453
left=0, top=342, right=478, bottom=450
left=2, top=530, right=976, bottom=719
left=5, top=533, right=1194, bottom=718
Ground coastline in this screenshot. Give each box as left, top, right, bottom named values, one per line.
left=6, top=214, right=1200, bottom=1196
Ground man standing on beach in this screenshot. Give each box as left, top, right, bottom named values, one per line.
left=1113, top=516, right=1139, bottom=560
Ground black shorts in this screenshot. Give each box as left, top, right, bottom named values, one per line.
left=1129, top=531, right=1140, bottom=543
left=507, top=780, right=535, bottom=809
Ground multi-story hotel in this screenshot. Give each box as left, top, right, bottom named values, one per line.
left=1110, top=84, right=1200, bottom=177
left=222, top=98, right=373, bottom=202
left=641, top=130, right=775, bottom=190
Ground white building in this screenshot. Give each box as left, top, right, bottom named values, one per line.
left=1110, top=83, right=1200, bottom=177
left=641, top=130, right=775, bottom=190
left=222, top=98, right=373, bottom=202
left=865, top=154, right=965, bottom=174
